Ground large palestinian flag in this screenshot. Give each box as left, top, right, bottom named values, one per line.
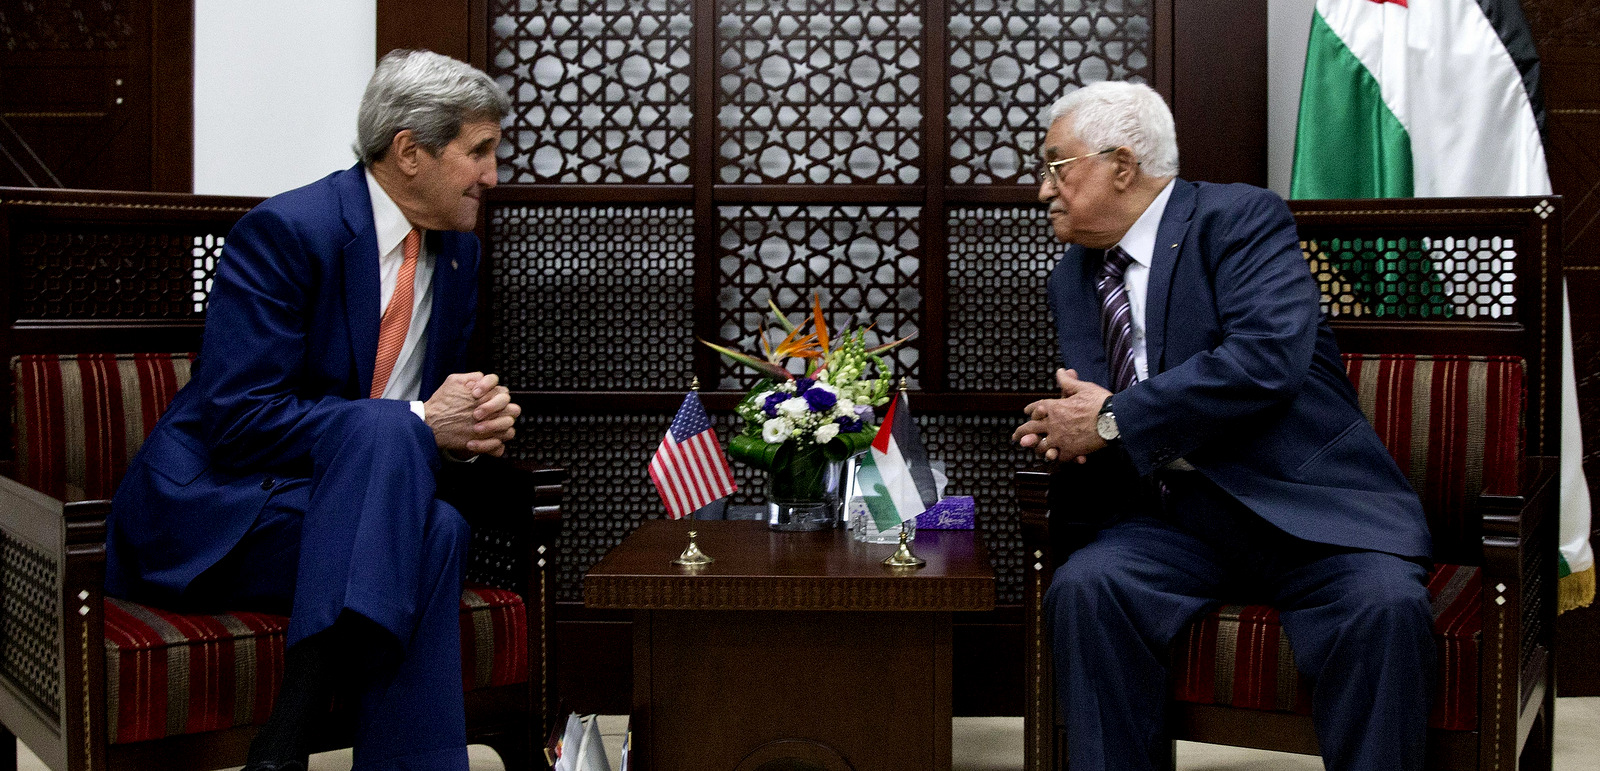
left=1292, top=0, right=1593, bottom=611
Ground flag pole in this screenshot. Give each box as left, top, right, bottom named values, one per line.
left=672, top=375, right=715, bottom=567
left=883, top=377, right=926, bottom=568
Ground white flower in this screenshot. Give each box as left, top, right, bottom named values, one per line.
left=777, top=397, right=809, bottom=418
left=762, top=417, right=792, bottom=444
left=835, top=396, right=856, bottom=417
left=813, top=422, right=840, bottom=444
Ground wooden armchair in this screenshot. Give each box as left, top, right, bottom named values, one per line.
left=1018, top=197, right=1564, bottom=771
left=0, top=352, right=563, bottom=771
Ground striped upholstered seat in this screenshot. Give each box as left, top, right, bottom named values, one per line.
left=1164, top=354, right=1521, bottom=733
left=11, top=354, right=531, bottom=744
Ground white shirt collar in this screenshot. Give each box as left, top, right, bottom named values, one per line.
left=1115, top=179, right=1177, bottom=268
left=364, top=168, right=414, bottom=258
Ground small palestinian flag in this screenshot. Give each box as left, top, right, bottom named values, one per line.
left=856, top=392, right=939, bottom=531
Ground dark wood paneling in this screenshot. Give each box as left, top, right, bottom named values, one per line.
left=1170, top=0, right=1268, bottom=186
left=376, top=0, right=487, bottom=68
left=1527, top=0, right=1600, bottom=697
left=0, top=0, right=192, bottom=192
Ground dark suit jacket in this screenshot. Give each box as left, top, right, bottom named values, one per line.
left=105, top=164, right=481, bottom=599
left=1047, top=180, right=1430, bottom=559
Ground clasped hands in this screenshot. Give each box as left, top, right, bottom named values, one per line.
left=425, top=372, right=521, bottom=458
left=1011, top=368, right=1112, bottom=463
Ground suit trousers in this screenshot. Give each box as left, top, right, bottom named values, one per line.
left=1043, top=471, right=1434, bottom=771
left=184, top=399, right=471, bottom=771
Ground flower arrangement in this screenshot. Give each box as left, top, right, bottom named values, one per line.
left=701, top=295, right=908, bottom=504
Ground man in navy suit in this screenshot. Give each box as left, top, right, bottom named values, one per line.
left=1012, top=82, right=1435, bottom=771
left=105, top=50, right=517, bottom=771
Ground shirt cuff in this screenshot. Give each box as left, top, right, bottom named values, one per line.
left=409, top=400, right=426, bottom=421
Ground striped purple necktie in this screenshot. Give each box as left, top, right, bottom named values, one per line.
left=1095, top=246, right=1138, bottom=392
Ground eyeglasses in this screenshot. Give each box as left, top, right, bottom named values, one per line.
left=1039, top=147, right=1117, bottom=187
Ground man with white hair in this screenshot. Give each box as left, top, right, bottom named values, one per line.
left=1013, top=81, right=1435, bottom=771
left=106, top=50, right=518, bottom=771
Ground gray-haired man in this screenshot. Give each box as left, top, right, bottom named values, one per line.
left=106, top=50, right=518, bottom=771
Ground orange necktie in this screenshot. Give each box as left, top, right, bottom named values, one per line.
left=371, top=228, right=420, bottom=398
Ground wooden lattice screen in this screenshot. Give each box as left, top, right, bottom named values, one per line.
left=483, top=0, right=1166, bottom=611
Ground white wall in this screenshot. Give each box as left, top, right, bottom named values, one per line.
left=194, top=1, right=376, bottom=197
left=1267, top=0, right=1316, bottom=197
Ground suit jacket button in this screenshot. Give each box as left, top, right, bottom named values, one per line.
left=261, top=478, right=275, bottom=490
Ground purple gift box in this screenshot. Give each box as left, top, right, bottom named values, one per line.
left=915, top=496, right=975, bottom=529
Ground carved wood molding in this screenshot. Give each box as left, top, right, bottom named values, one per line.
left=584, top=573, right=994, bottom=612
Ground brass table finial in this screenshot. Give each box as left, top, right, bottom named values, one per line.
left=898, top=376, right=908, bottom=393
left=882, top=523, right=925, bottom=568
left=672, top=528, right=714, bottom=566
left=691, top=376, right=701, bottom=392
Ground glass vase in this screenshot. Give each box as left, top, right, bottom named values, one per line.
left=766, top=446, right=844, bottom=531
left=848, top=497, right=917, bottom=544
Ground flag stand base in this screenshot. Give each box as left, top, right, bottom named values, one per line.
left=882, top=525, right=926, bottom=568
left=672, top=529, right=714, bottom=566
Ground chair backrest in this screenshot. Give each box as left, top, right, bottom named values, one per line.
left=1342, top=353, right=1524, bottom=565
left=1289, top=197, right=1560, bottom=456
left=11, top=354, right=192, bottom=501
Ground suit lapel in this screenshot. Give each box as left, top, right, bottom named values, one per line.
left=1055, top=246, right=1115, bottom=389
left=336, top=165, right=382, bottom=396
left=1143, top=180, right=1196, bottom=375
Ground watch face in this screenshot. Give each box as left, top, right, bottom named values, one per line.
left=1096, top=411, right=1117, bottom=441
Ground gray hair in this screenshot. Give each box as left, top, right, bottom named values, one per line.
left=1046, top=81, right=1179, bottom=178
left=354, top=49, right=511, bottom=165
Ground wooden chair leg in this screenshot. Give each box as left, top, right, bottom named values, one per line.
left=1519, top=702, right=1554, bottom=771
left=0, top=723, right=16, bottom=771
left=1157, top=738, right=1177, bottom=771
left=481, top=732, right=537, bottom=771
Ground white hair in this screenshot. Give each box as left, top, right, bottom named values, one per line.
left=1046, top=81, right=1179, bottom=178
left=354, top=49, right=511, bottom=165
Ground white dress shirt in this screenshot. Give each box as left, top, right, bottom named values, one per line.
left=1113, top=178, right=1176, bottom=383
left=1111, top=179, right=1193, bottom=470
left=364, top=170, right=435, bottom=419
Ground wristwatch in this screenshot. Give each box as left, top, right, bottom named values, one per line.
left=1096, top=395, right=1120, bottom=443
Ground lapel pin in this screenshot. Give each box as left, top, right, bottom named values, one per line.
left=1170, top=243, right=1178, bottom=248
left=451, top=259, right=459, bottom=269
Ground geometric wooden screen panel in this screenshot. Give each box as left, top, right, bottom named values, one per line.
left=11, top=225, right=225, bottom=320
left=715, top=0, right=924, bottom=185
left=922, top=414, right=1033, bottom=604
left=487, top=205, right=696, bottom=391
left=946, top=205, right=1061, bottom=391
left=488, top=0, right=695, bottom=184
left=1303, top=234, right=1519, bottom=320
left=948, top=0, right=1154, bottom=185
left=716, top=205, right=924, bottom=387
left=484, top=0, right=1162, bottom=611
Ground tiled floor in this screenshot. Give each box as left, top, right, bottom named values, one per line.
left=19, top=697, right=1600, bottom=770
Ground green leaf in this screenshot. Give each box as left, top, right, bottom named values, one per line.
left=729, top=434, right=788, bottom=470
left=699, top=338, right=793, bottom=380
left=767, top=298, right=798, bottom=333
left=822, top=426, right=877, bottom=460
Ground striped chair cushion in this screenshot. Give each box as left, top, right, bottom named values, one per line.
left=104, top=584, right=527, bottom=744
left=1342, top=353, right=1524, bottom=510
left=11, top=353, right=192, bottom=501
left=1171, top=563, right=1482, bottom=732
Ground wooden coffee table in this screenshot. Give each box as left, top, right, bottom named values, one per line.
left=584, top=519, right=995, bottom=771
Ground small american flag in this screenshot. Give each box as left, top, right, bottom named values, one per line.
left=649, top=392, right=737, bottom=519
